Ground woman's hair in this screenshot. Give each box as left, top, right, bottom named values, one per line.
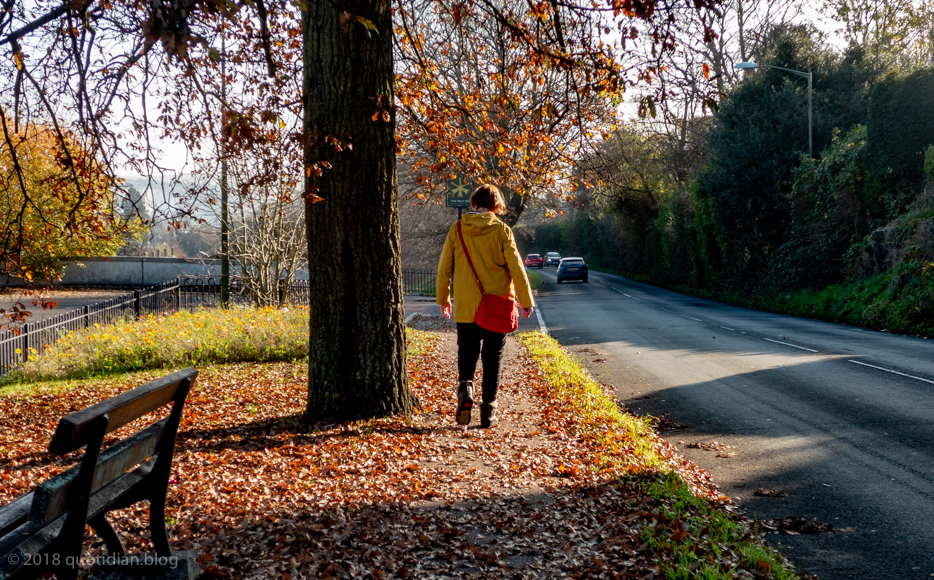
left=470, top=184, right=506, bottom=214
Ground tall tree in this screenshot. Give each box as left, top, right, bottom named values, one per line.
left=394, top=0, right=615, bottom=226
left=302, top=2, right=411, bottom=419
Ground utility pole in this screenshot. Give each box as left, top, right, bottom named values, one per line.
left=220, top=32, right=230, bottom=307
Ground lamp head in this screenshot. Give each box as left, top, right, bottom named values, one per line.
left=734, top=62, right=758, bottom=70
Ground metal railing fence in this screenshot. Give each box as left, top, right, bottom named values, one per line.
left=0, top=278, right=311, bottom=376
left=402, top=269, right=437, bottom=296
left=0, top=271, right=433, bottom=376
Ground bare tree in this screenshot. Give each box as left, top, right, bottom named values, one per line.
left=822, top=0, right=934, bottom=70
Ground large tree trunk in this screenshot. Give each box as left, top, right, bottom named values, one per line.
left=302, top=1, right=412, bottom=420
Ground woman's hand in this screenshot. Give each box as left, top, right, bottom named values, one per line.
left=521, top=306, right=534, bottom=319
left=441, top=302, right=452, bottom=319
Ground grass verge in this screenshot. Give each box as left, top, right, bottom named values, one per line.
left=1, top=326, right=434, bottom=402
left=517, top=330, right=799, bottom=580
left=517, top=330, right=661, bottom=470
left=526, top=269, right=544, bottom=290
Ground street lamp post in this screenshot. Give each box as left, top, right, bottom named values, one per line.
left=734, top=62, right=813, bottom=159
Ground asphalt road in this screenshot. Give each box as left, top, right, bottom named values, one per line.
left=534, top=268, right=934, bottom=580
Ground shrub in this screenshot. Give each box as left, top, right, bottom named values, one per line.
left=866, top=68, right=934, bottom=194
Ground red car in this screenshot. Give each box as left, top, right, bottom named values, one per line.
left=524, top=254, right=543, bottom=269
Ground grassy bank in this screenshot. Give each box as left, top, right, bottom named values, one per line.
left=518, top=331, right=799, bottom=579
left=4, top=306, right=310, bottom=384
left=601, top=265, right=934, bottom=338
left=761, top=264, right=934, bottom=336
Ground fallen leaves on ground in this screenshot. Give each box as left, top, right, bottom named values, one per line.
left=0, top=327, right=799, bottom=579
left=687, top=440, right=734, bottom=452
left=759, top=517, right=835, bottom=536
left=754, top=489, right=788, bottom=498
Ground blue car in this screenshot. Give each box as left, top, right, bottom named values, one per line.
left=556, top=258, right=588, bottom=283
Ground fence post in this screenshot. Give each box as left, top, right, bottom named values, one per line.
left=175, top=277, right=181, bottom=311
left=22, top=323, right=29, bottom=363
left=134, top=290, right=141, bottom=319
left=84, top=305, right=89, bottom=328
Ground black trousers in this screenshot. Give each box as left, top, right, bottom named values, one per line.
left=456, top=322, right=507, bottom=405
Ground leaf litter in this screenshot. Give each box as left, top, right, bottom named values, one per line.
left=0, top=325, right=802, bottom=579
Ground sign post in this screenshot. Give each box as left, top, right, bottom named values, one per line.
left=446, top=175, right=472, bottom=219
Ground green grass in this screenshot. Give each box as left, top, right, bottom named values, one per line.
left=5, top=306, right=310, bottom=383
left=517, top=331, right=662, bottom=470
left=600, top=262, right=934, bottom=338
left=526, top=269, right=544, bottom=290
left=762, top=262, right=934, bottom=337
left=406, top=327, right=436, bottom=360
left=411, top=283, right=437, bottom=296
left=517, top=331, right=799, bottom=580
left=635, top=474, right=797, bottom=580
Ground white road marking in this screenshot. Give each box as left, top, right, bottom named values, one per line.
left=720, top=326, right=736, bottom=332
left=535, top=306, right=548, bottom=334
left=623, top=293, right=639, bottom=299
left=848, top=360, right=934, bottom=385
left=682, top=315, right=703, bottom=322
left=763, top=337, right=819, bottom=353
left=404, top=312, right=418, bottom=324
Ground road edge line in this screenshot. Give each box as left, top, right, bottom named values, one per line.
left=763, top=337, right=818, bottom=353
left=848, top=360, right=934, bottom=385
left=535, top=306, right=548, bottom=334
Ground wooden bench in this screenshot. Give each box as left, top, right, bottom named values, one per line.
left=0, top=368, right=197, bottom=580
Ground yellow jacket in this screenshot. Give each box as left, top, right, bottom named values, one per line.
left=437, top=212, right=535, bottom=323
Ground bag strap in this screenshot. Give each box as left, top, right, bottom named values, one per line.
left=457, top=221, right=486, bottom=296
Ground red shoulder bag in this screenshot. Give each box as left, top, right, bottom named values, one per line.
left=457, top=221, right=519, bottom=334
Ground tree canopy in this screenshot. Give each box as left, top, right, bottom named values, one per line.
left=0, top=124, right=141, bottom=283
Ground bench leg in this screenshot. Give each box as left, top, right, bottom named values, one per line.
left=88, top=513, right=126, bottom=556
left=149, top=496, right=172, bottom=556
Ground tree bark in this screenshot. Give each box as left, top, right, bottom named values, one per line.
left=302, top=0, right=412, bottom=420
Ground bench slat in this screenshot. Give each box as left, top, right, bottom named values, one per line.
left=0, top=493, right=32, bottom=537
left=0, top=462, right=153, bottom=577
left=48, top=368, right=197, bottom=455
left=30, top=421, right=166, bottom=524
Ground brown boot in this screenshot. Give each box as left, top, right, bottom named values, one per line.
left=480, top=402, right=498, bottom=429
left=456, top=381, right=473, bottom=426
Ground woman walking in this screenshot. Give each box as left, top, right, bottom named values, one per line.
left=437, top=184, right=535, bottom=428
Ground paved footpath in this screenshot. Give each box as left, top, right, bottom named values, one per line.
left=382, top=314, right=667, bottom=578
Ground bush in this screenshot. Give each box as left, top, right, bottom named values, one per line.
left=866, top=68, right=934, bottom=195
left=8, top=306, right=309, bottom=382
left=766, top=125, right=869, bottom=291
